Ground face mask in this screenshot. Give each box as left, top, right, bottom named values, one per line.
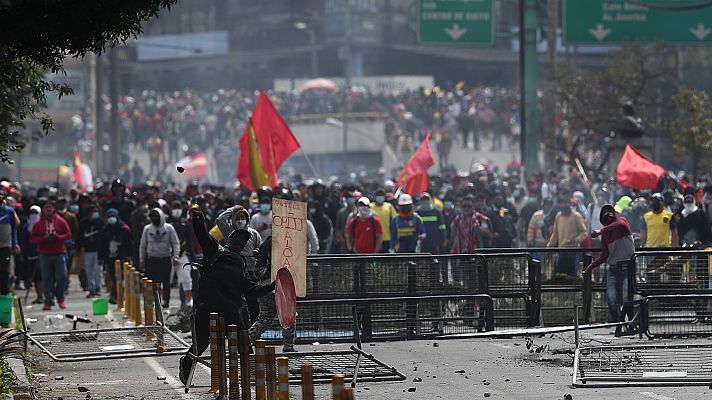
left=375, top=196, right=385, bottom=205
left=358, top=207, right=371, bottom=218
left=444, top=201, right=454, bottom=210
left=684, top=203, right=695, bottom=212
left=512, top=190, right=521, bottom=199
left=308, top=208, right=316, bottom=216
left=69, top=205, right=79, bottom=214
left=107, top=217, right=118, bottom=225
left=420, top=200, right=432, bottom=210
left=91, top=212, right=100, bottom=220
left=260, top=204, right=271, bottom=213
left=651, top=200, right=663, bottom=212
left=235, top=220, right=247, bottom=229
left=171, top=209, right=183, bottom=219
left=346, top=198, right=355, bottom=206
left=29, top=214, right=39, bottom=224
left=602, top=212, right=615, bottom=225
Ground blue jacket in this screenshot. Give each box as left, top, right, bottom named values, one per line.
left=0, top=205, right=18, bottom=248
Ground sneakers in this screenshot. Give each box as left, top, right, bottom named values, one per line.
left=32, top=299, right=43, bottom=305
left=282, top=344, right=297, bottom=353
left=58, top=300, right=67, bottom=310
left=109, top=298, right=117, bottom=305
left=42, top=304, right=52, bottom=311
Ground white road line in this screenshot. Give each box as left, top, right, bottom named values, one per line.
left=106, top=310, right=195, bottom=399
left=486, top=342, right=512, bottom=349
left=639, top=392, right=676, bottom=400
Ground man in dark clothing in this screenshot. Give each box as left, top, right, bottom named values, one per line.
left=179, top=211, right=274, bottom=385
left=167, top=200, right=196, bottom=308
left=76, top=204, right=104, bottom=297
left=676, top=194, right=711, bottom=246
left=416, top=192, right=446, bottom=254
left=98, top=208, right=133, bottom=303
left=103, top=179, right=134, bottom=224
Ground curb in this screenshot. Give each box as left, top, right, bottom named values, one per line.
left=8, top=357, right=32, bottom=400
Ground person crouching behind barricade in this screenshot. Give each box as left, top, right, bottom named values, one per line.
left=583, top=204, right=635, bottom=323
left=179, top=210, right=275, bottom=386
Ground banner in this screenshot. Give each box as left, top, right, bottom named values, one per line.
left=271, top=198, right=307, bottom=297
left=615, top=144, right=666, bottom=190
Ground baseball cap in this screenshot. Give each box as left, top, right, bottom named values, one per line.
left=357, top=197, right=371, bottom=207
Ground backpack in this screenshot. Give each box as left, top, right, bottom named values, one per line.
left=350, top=215, right=377, bottom=252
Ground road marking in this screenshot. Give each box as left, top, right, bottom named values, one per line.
left=486, top=342, right=512, bottom=349
left=106, top=310, right=195, bottom=399
left=639, top=392, right=676, bottom=400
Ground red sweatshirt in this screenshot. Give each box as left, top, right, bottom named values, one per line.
left=30, top=213, right=72, bottom=254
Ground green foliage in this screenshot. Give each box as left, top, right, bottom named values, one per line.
left=670, top=87, right=712, bottom=178
left=0, top=0, right=176, bottom=163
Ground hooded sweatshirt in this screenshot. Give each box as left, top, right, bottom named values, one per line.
left=29, top=212, right=72, bottom=254
left=139, top=208, right=180, bottom=263
left=588, top=204, right=635, bottom=270
left=214, top=207, right=262, bottom=272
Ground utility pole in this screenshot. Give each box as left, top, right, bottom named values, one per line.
left=544, top=0, right=558, bottom=171
left=520, top=0, right=541, bottom=177
left=109, top=47, right=120, bottom=175
left=94, top=54, right=103, bottom=175
left=342, top=0, right=352, bottom=170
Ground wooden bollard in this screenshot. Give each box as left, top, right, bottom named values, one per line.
left=126, top=267, right=135, bottom=320
left=217, top=317, right=228, bottom=397
left=332, top=374, right=345, bottom=400
left=209, top=313, right=220, bottom=393
left=228, top=325, right=241, bottom=400
left=143, top=278, right=154, bottom=326
left=340, top=387, right=354, bottom=400
left=255, top=340, right=267, bottom=400
left=277, top=357, right=289, bottom=400
left=115, top=260, right=123, bottom=310
left=122, top=262, right=130, bottom=313
left=239, top=330, right=252, bottom=400
left=265, top=347, right=277, bottom=400
left=301, top=364, right=314, bottom=400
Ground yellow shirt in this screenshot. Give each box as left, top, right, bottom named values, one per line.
left=370, top=202, right=397, bottom=242
left=643, top=210, right=674, bottom=247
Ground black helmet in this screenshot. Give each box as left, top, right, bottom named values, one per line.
left=257, top=186, right=273, bottom=199
left=111, top=178, right=125, bottom=189
left=310, top=179, right=325, bottom=188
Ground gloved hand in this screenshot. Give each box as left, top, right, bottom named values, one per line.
left=388, top=248, right=395, bottom=254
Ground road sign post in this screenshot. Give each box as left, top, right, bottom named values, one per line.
left=563, top=0, right=712, bottom=44
left=418, top=0, right=494, bottom=45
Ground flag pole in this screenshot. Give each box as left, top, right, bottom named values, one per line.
left=299, top=148, right=320, bottom=178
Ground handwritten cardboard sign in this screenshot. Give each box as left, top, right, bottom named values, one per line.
left=271, top=198, right=307, bottom=297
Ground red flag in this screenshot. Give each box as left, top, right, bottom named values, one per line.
left=237, top=120, right=273, bottom=191
left=397, top=133, right=435, bottom=194
left=615, top=144, right=666, bottom=190
left=250, top=90, right=300, bottom=183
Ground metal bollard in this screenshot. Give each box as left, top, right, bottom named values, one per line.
left=239, top=330, right=252, bottom=400
left=301, top=364, right=314, bottom=400
left=255, top=340, right=267, bottom=400
left=277, top=357, right=289, bottom=400
left=209, top=313, right=220, bottom=393
left=115, top=260, right=123, bottom=310
left=218, top=317, right=228, bottom=397
left=228, top=325, right=241, bottom=400
left=332, top=374, right=345, bottom=400
left=143, top=279, right=154, bottom=326
left=265, top=347, right=277, bottom=400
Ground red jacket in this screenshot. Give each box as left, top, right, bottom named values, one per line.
left=30, top=213, right=72, bottom=254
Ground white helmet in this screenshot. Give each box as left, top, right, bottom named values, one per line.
left=397, top=194, right=413, bottom=206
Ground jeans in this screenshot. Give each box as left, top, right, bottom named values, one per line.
left=606, top=265, right=628, bottom=322
left=0, top=247, right=11, bottom=295
left=84, top=252, right=100, bottom=294
left=40, top=254, right=68, bottom=306
left=146, top=256, right=173, bottom=306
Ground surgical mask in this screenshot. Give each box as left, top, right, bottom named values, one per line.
left=107, top=217, right=118, bottom=225
left=171, top=209, right=183, bottom=219
left=684, top=203, right=696, bottom=212
left=346, top=198, right=355, bottom=206
left=308, top=208, right=316, bottom=216
left=444, top=201, right=454, bottom=210
left=512, top=190, right=521, bottom=199
left=358, top=207, right=371, bottom=218
left=69, top=205, right=79, bottom=214
left=28, top=214, right=39, bottom=224
left=375, top=196, right=385, bottom=205
left=260, top=204, right=271, bottom=213
left=91, top=212, right=100, bottom=220
left=235, top=220, right=247, bottom=229
left=420, top=200, right=432, bottom=210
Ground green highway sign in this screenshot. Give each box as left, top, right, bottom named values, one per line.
left=563, top=0, right=712, bottom=44
left=418, top=0, right=494, bottom=45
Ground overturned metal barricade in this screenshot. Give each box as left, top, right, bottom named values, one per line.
left=26, top=272, right=190, bottom=362
left=573, top=343, right=712, bottom=387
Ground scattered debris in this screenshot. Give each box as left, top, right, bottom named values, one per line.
left=54, top=376, right=64, bottom=381
left=407, top=387, right=416, bottom=392
left=157, top=376, right=166, bottom=381
left=484, top=393, right=491, bottom=397
left=413, top=377, right=422, bottom=382
left=433, top=342, right=439, bottom=347
left=564, top=394, right=573, bottom=400
left=78, top=386, right=89, bottom=392
left=455, top=370, right=465, bottom=374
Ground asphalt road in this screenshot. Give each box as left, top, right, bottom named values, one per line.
left=19, top=277, right=712, bottom=400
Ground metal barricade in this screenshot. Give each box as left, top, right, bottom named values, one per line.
left=634, top=250, right=712, bottom=296
left=642, top=294, right=712, bottom=338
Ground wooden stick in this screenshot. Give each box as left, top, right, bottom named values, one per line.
left=115, top=260, right=123, bottom=310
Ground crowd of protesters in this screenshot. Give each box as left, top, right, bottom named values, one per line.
left=0, top=160, right=707, bottom=313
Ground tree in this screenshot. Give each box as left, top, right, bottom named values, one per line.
left=670, top=87, right=712, bottom=181
left=0, top=0, right=176, bottom=163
